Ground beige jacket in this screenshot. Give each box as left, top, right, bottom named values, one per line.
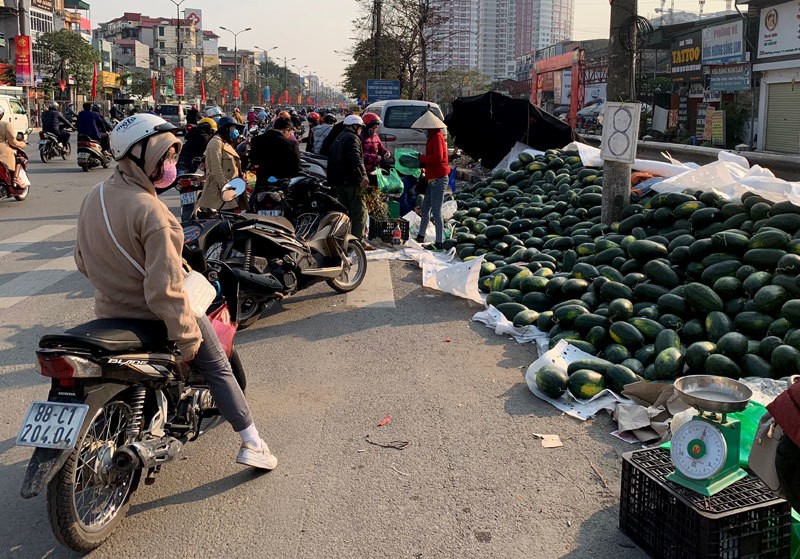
left=198, top=135, right=245, bottom=211
left=74, top=159, right=202, bottom=358
left=0, top=120, right=25, bottom=173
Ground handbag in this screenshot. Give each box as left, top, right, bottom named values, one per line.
left=99, top=182, right=216, bottom=317
left=208, top=304, right=237, bottom=358
left=748, top=412, right=784, bottom=495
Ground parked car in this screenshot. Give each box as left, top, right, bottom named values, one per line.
left=0, top=95, right=30, bottom=141
left=156, top=103, right=190, bottom=133
left=362, top=99, right=447, bottom=156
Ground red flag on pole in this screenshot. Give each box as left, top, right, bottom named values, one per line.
left=200, top=79, right=206, bottom=103
left=221, top=88, right=226, bottom=105
left=270, top=95, right=275, bottom=104
left=91, top=63, right=97, bottom=99
left=151, top=76, right=157, bottom=100
left=233, top=79, right=240, bottom=101
left=243, top=89, right=248, bottom=104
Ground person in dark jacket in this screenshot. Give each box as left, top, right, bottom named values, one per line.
left=42, top=101, right=73, bottom=148
left=186, top=105, right=200, bottom=126
left=78, top=102, right=112, bottom=153
left=319, top=121, right=344, bottom=157
left=249, top=116, right=301, bottom=186
left=327, top=115, right=369, bottom=241
left=178, top=117, right=217, bottom=174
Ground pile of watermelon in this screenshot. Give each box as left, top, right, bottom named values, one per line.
left=451, top=148, right=800, bottom=400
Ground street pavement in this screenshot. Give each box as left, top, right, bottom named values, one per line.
left=0, top=146, right=647, bottom=558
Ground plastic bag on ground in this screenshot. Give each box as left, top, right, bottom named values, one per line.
left=472, top=305, right=549, bottom=354
left=441, top=199, right=458, bottom=221
left=524, top=340, right=633, bottom=420
left=492, top=142, right=545, bottom=173
left=421, top=253, right=484, bottom=304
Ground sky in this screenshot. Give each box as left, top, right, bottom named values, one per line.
left=90, top=0, right=734, bottom=88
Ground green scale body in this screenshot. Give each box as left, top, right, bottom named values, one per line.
left=667, top=413, right=748, bottom=497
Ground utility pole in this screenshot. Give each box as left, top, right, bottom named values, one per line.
left=220, top=26, right=251, bottom=105
left=601, top=0, right=638, bottom=225
left=374, top=0, right=382, bottom=79
left=169, top=0, right=186, bottom=101
left=17, top=0, right=30, bottom=118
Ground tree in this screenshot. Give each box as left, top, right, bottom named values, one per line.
left=342, top=37, right=405, bottom=99
left=36, top=30, right=99, bottom=97
left=427, top=68, right=490, bottom=113
left=118, top=71, right=152, bottom=99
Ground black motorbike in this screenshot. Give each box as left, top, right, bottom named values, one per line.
left=39, top=130, right=72, bottom=163
left=185, top=177, right=367, bottom=327
left=17, top=181, right=256, bottom=553
left=77, top=134, right=112, bottom=171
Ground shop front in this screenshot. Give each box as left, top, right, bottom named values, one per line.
left=754, top=1, right=800, bottom=153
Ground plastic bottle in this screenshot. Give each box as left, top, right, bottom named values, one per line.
left=391, top=223, right=402, bottom=247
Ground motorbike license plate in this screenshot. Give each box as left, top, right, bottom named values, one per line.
left=77, top=153, right=88, bottom=162
left=258, top=209, right=283, bottom=217
left=180, top=191, right=197, bottom=205
left=38, top=141, right=47, bottom=146
left=16, top=402, right=89, bottom=450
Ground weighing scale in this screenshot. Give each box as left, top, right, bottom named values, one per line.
left=667, top=375, right=753, bottom=497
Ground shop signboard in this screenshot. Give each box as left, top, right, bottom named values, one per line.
left=758, top=1, right=800, bottom=59
left=14, top=36, right=33, bottom=87
left=366, top=79, right=401, bottom=103
left=31, top=0, right=54, bottom=10
left=703, top=90, right=722, bottom=103
left=711, top=110, right=726, bottom=147
left=540, top=72, right=554, bottom=92
left=671, top=31, right=703, bottom=82
left=697, top=103, right=709, bottom=137
left=703, top=106, right=715, bottom=141
left=678, top=88, right=689, bottom=130
left=553, top=72, right=562, bottom=105
left=709, top=63, right=751, bottom=92
left=702, top=20, right=745, bottom=64
left=561, top=69, right=572, bottom=102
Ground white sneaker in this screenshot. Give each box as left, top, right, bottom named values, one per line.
left=236, top=439, right=278, bottom=470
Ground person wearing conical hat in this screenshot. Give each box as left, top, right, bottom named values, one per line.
left=412, top=110, right=449, bottom=250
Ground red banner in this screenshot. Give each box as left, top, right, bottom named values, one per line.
left=233, top=79, right=240, bottom=100
left=151, top=76, right=157, bottom=100
left=221, top=88, right=226, bottom=105
left=14, top=36, right=33, bottom=87
left=243, top=89, right=248, bottom=104
left=174, top=67, right=185, bottom=97
left=91, top=63, right=97, bottom=99
left=270, top=95, right=275, bottom=104
left=200, top=79, right=206, bottom=103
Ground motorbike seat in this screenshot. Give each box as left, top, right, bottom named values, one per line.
left=244, top=212, right=295, bottom=233
left=40, top=319, right=170, bottom=354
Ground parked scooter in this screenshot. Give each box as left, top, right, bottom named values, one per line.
left=175, top=166, right=205, bottom=223
left=39, top=130, right=72, bottom=163
left=77, top=134, right=112, bottom=171
left=184, top=178, right=367, bottom=327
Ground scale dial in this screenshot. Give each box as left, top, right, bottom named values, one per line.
left=670, top=419, right=727, bottom=480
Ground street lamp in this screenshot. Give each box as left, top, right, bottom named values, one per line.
left=219, top=26, right=251, bottom=102
left=168, top=0, right=187, bottom=100
left=255, top=45, right=279, bottom=75
left=275, top=55, right=295, bottom=103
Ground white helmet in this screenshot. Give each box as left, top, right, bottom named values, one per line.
left=110, top=113, right=176, bottom=161
left=343, top=115, right=364, bottom=127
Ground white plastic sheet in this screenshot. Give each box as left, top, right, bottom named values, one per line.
left=472, top=305, right=549, bottom=354
left=524, top=340, right=633, bottom=420
left=562, top=141, right=692, bottom=178
left=492, top=142, right=546, bottom=173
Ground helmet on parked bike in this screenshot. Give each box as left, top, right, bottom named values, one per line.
left=110, top=113, right=177, bottom=161
left=307, top=111, right=320, bottom=123
left=362, top=113, right=381, bottom=127
left=198, top=117, right=218, bottom=131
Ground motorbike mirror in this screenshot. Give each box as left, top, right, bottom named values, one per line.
left=16, top=132, right=24, bottom=141
left=221, top=177, right=246, bottom=202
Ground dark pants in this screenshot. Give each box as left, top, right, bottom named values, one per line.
left=58, top=131, right=71, bottom=147
left=335, top=184, right=367, bottom=240
left=192, top=315, right=252, bottom=432
left=399, top=175, right=417, bottom=215
left=776, top=435, right=800, bottom=511
left=419, top=176, right=446, bottom=244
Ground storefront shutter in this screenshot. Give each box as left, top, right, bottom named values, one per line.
left=765, top=82, right=800, bottom=154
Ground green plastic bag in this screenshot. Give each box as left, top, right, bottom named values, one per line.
left=376, top=167, right=404, bottom=195
left=394, top=148, right=422, bottom=178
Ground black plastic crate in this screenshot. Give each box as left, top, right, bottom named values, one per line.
left=369, top=217, right=410, bottom=243
left=619, top=447, right=791, bottom=559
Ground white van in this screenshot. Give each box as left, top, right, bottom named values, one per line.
left=362, top=100, right=447, bottom=155
left=0, top=95, right=30, bottom=139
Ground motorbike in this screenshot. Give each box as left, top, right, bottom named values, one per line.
left=299, top=152, right=327, bottom=180
left=39, top=129, right=72, bottom=163
left=77, top=134, right=112, bottom=171
left=0, top=140, right=31, bottom=202
left=17, top=181, right=258, bottom=553
left=175, top=161, right=205, bottom=223
left=184, top=178, right=367, bottom=327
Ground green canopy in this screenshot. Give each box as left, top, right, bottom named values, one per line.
left=64, top=0, right=90, bottom=9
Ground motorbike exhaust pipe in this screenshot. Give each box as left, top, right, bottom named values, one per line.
left=112, top=436, right=183, bottom=471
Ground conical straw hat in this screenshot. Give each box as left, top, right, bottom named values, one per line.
left=411, top=110, right=447, bottom=129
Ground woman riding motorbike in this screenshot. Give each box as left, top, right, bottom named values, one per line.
left=0, top=105, right=26, bottom=183
left=197, top=116, right=247, bottom=212
left=75, top=113, right=277, bottom=471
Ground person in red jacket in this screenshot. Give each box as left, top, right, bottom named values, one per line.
left=412, top=111, right=449, bottom=250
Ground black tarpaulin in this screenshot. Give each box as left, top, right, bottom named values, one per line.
left=444, top=92, right=580, bottom=168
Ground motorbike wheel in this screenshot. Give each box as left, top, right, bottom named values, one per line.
left=47, top=400, right=140, bottom=553
left=13, top=186, right=29, bottom=201
left=327, top=240, right=368, bottom=293
left=40, top=147, right=49, bottom=163
left=102, top=158, right=110, bottom=169
left=236, top=295, right=263, bottom=330
left=80, top=163, right=89, bottom=172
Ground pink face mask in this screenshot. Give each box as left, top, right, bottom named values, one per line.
left=154, top=160, right=177, bottom=189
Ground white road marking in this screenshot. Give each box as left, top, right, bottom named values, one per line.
left=346, top=260, right=395, bottom=308
left=0, top=224, right=75, bottom=260
left=0, top=255, right=77, bottom=309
